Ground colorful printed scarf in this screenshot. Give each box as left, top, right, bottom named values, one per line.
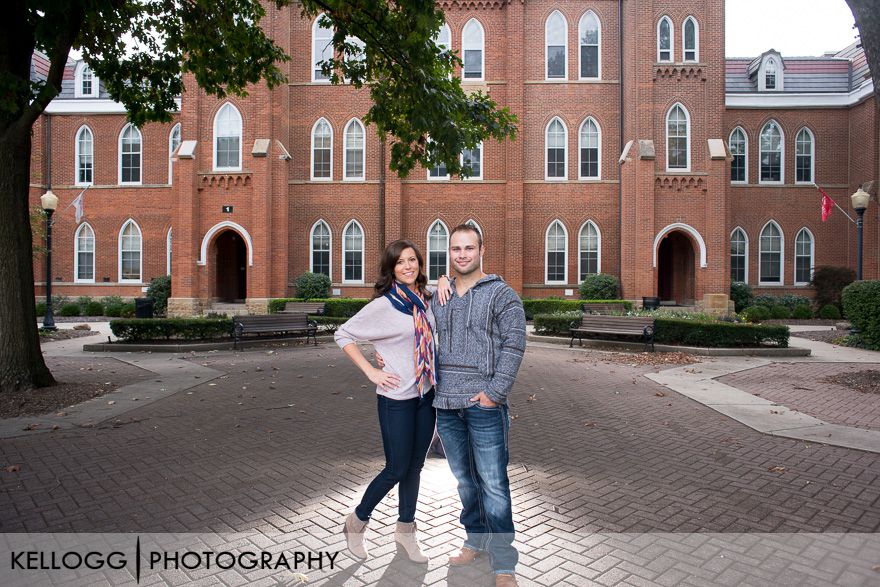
left=385, top=281, right=435, bottom=397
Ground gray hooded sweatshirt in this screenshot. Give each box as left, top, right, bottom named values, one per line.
left=430, top=274, right=527, bottom=409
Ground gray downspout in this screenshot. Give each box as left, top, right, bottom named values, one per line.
left=617, top=0, right=624, bottom=286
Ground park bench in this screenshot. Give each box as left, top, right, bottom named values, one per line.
left=582, top=302, right=628, bottom=315
left=233, top=314, right=318, bottom=349
left=281, top=302, right=326, bottom=316
left=570, top=314, right=655, bottom=352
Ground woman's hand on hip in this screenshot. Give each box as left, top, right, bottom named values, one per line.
left=368, top=367, right=400, bottom=392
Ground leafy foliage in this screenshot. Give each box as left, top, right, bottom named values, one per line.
left=147, top=275, right=172, bottom=316
left=752, top=294, right=811, bottom=311
left=522, top=299, right=632, bottom=320
left=293, top=273, right=332, bottom=300
left=729, top=281, right=753, bottom=313
left=740, top=306, right=770, bottom=323
left=770, top=305, right=791, bottom=319
left=819, top=304, right=842, bottom=320
left=579, top=274, right=620, bottom=300
left=842, top=281, right=880, bottom=349
left=792, top=304, right=813, bottom=319
left=268, top=297, right=369, bottom=317
left=110, top=318, right=234, bottom=341
left=810, top=266, right=855, bottom=309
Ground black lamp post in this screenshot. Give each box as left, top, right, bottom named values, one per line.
left=851, top=188, right=870, bottom=281
left=40, top=189, right=58, bottom=331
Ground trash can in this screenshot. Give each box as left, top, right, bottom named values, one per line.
left=134, top=297, right=155, bottom=318
left=642, top=296, right=660, bottom=310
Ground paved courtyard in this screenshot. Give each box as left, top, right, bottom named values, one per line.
left=2, top=333, right=880, bottom=585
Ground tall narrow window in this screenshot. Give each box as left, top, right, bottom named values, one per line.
left=75, top=126, right=93, bottom=186
left=795, top=228, right=814, bottom=285
left=578, top=221, right=600, bottom=280
left=168, top=123, right=181, bottom=184
left=344, top=36, right=365, bottom=68
left=75, top=223, right=95, bottom=283
left=760, top=121, right=783, bottom=183
left=461, top=142, right=482, bottom=179
left=579, top=11, right=600, bottom=79
left=343, top=221, right=364, bottom=282
left=759, top=221, right=783, bottom=284
left=166, top=228, right=173, bottom=276
left=435, top=23, right=451, bottom=52
left=545, top=11, right=567, bottom=80
left=666, top=104, right=690, bottom=171
left=344, top=119, right=365, bottom=180
left=213, top=103, right=242, bottom=171
left=81, top=66, right=93, bottom=96
left=310, top=220, right=331, bottom=278
left=119, top=220, right=142, bottom=283
left=683, top=17, right=698, bottom=62
left=795, top=128, right=814, bottom=184
left=312, top=15, right=333, bottom=82
left=75, top=63, right=99, bottom=98
left=462, top=19, right=484, bottom=80
left=546, top=220, right=567, bottom=284
left=730, top=228, right=747, bottom=283
left=729, top=127, right=747, bottom=183
left=765, top=59, right=777, bottom=90
left=546, top=117, right=567, bottom=180
left=658, top=17, right=673, bottom=62
left=118, top=124, right=141, bottom=185
left=427, top=221, right=449, bottom=281
left=311, top=118, right=332, bottom=180
left=579, top=117, right=600, bottom=179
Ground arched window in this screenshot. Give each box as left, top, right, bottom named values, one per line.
left=435, top=23, right=451, bottom=52
left=546, top=220, right=568, bottom=284
left=795, top=128, right=814, bottom=184
left=74, top=223, right=95, bottom=283
left=759, top=120, right=783, bottom=183
left=794, top=228, right=814, bottom=285
left=657, top=16, right=673, bottom=62
left=74, top=62, right=99, bottom=98
left=730, top=227, right=748, bottom=283
left=461, top=142, right=482, bottom=180
left=545, top=11, right=567, bottom=80
left=666, top=103, right=690, bottom=171
left=579, top=11, right=601, bottom=79
left=75, top=126, right=93, bottom=186
left=546, top=117, right=567, bottom=180
left=462, top=19, right=484, bottom=80
left=344, top=36, right=365, bottom=69
left=166, top=227, right=173, bottom=276
left=310, top=220, right=332, bottom=278
left=759, top=221, right=783, bottom=284
left=683, top=17, right=698, bottom=62
left=213, top=103, right=242, bottom=171
left=118, top=124, right=142, bottom=185
left=344, top=119, right=365, bottom=180
left=729, top=127, right=747, bottom=183
left=311, top=118, right=333, bottom=180
left=312, top=15, right=333, bottom=82
left=765, top=59, right=777, bottom=90
left=427, top=220, right=449, bottom=281
left=578, top=221, right=600, bottom=280
left=343, top=220, right=364, bottom=283
left=579, top=117, right=600, bottom=179
left=118, top=220, right=142, bottom=283
left=168, top=123, right=181, bottom=184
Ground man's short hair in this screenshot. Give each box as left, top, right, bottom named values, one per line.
left=450, top=224, right=483, bottom=248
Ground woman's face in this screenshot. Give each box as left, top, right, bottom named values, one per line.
left=394, top=247, right=420, bottom=286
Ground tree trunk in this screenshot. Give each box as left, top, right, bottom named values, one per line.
left=0, top=126, right=55, bottom=392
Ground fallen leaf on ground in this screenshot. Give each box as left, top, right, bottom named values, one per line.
left=5, top=465, right=21, bottom=473
left=583, top=421, right=597, bottom=428
left=655, top=391, right=667, bottom=397
left=768, top=466, right=787, bottom=473
left=527, top=394, right=537, bottom=402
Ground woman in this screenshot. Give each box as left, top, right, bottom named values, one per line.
left=334, top=239, right=437, bottom=563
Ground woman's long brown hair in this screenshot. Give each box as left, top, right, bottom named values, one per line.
left=373, top=239, right=431, bottom=300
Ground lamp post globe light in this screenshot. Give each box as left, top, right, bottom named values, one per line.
left=851, top=188, right=870, bottom=281
left=40, top=189, right=59, bottom=331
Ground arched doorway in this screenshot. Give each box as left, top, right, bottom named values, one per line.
left=214, top=230, right=247, bottom=302
left=657, top=231, right=695, bottom=304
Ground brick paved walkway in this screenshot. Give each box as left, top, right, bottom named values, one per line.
left=2, top=343, right=880, bottom=585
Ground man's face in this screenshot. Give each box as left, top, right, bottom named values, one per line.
left=449, top=230, right=483, bottom=276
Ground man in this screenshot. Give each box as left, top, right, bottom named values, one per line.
left=431, top=224, right=526, bottom=587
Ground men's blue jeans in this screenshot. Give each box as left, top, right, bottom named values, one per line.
left=437, top=404, right=517, bottom=575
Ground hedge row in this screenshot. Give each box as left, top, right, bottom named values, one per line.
left=523, top=299, right=632, bottom=320
left=110, top=318, right=233, bottom=342
left=268, top=298, right=369, bottom=317
left=842, top=280, right=880, bottom=350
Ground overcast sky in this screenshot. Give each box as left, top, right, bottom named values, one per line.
left=726, top=0, right=858, bottom=57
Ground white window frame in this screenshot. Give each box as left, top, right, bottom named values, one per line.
left=578, top=117, right=601, bottom=180
left=312, top=15, right=333, bottom=83
left=461, top=18, right=485, bottom=82
left=343, top=118, right=366, bottom=181
left=460, top=142, right=483, bottom=180
left=309, top=219, right=332, bottom=280
left=545, top=10, right=568, bottom=81
left=795, top=127, right=815, bottom=185
left=682, top=16, right=698, bottom=62
left=166, top=227, right=173, bottom=276
left=730, top=227, right=749, bottom=284
left=74, top=62, right=99, bottom=98
left=657, top=16, right=673, bottom=63
left=426, top=219, right=450, bottom=283
left=311, top=118, right=333, bottom=181
left=729, top=127, right=748, bottom=184
left=118, top=123, right=142, bottom=185
left=759, top=120, right=784, bottom=185
left=665, top=103, right=691, bottom=172
left=465, top=219, right=484, bottom=270
left=75, top=125, right=94, bottom=187
left=578, top=10, right=601, bottom=80
left=758, top=220, right=784, bottom=286
left=168, top=123, right=181, bottom=184
left=577, top=220, right=601, bottom=281
left=118, top=219, right=143, bottom=284
left=794, top=227, right=815, bottom=286
left=760, top=56, right=783, bottom=92
left=74, top=222, right=96, bottom=284
left=545, top=117, right=568, bottom=181
left=342, top=220, right=365, bottom=284
left=545, top=219, right=568, bottom=285
left=213, top=103, right=242, bottom=172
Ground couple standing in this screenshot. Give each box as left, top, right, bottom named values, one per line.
left=333, top=224, right=527, bottom=586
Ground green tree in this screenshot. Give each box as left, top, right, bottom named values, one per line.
left=0, top=0, right=516, bottom=394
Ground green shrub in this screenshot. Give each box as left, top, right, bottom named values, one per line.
left=35, top=301, right=46, bottom=316
left=120, top=303, right=136, bottom=318
left=579, top=273, right=620, bottom=300
left=294, top=272, right=331, bottom=300
left=76, top=296, right=94, bottom=314
left=84, top=301, right=105, bottom=316
left=533, top=312, right=582, bottom=335
left=753, top=294, right=811, bottom=311
left=811, top=266, right=855, bottom=309
left=842, top=281, right=880, bottom=350
left=654, top=318, right=789, bottom=348
left=267, top=297, right=370, bottom=317
left=110, top=318, right=234, bottom=342
left=104, top=303, right=123, bottom=318
left=103, top=295, right=125, bottom=307
left=792, top=304, right=812, bottom=319
left=146, top=275, right=171, bottom=316
left=740, top=306, right=770, bottom=323
left=523, top=299, right=632, bottom=320
left=729, top=281, right=753, bottom=313
left=770, top=305, right=791, bottom=319
left=58, top=302, right=81, bottom=317
left=819, top=304, right=841, bottom=320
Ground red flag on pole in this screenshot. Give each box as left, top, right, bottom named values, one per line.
left=818, top=186, right=835, bottom=222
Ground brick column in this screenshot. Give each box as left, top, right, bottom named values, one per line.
left=504, top=0, right=525, bottom=293
left=167, top=139, right=204, bottom=317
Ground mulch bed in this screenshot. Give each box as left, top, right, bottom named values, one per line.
left=764, top=319, right=843, bottom=326
left=600, top=351, right=701, bottom=367
left=39, top=329, right=101, bottom=343
left=822, top=370, right=880, bottom=395
left=790, top=330, right=849, bottom=344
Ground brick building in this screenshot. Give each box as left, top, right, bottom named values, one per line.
left=30, top=1, right=879, bottom=316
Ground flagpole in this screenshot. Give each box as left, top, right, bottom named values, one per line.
left=813, top=183, right=855, bottom=224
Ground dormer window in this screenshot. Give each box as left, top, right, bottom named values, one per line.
left=74, top=62, right=99, bottom=98
left=758, top=54, right=784, bottom=92
left=765, top=60, right=776, bottom=89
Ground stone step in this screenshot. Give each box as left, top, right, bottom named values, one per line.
left=208, top=303, right=249, bottom=317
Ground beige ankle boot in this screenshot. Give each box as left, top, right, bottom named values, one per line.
left=395, top=521, right=429, bottom=563
left=342, top=512, right=369, bottom=560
